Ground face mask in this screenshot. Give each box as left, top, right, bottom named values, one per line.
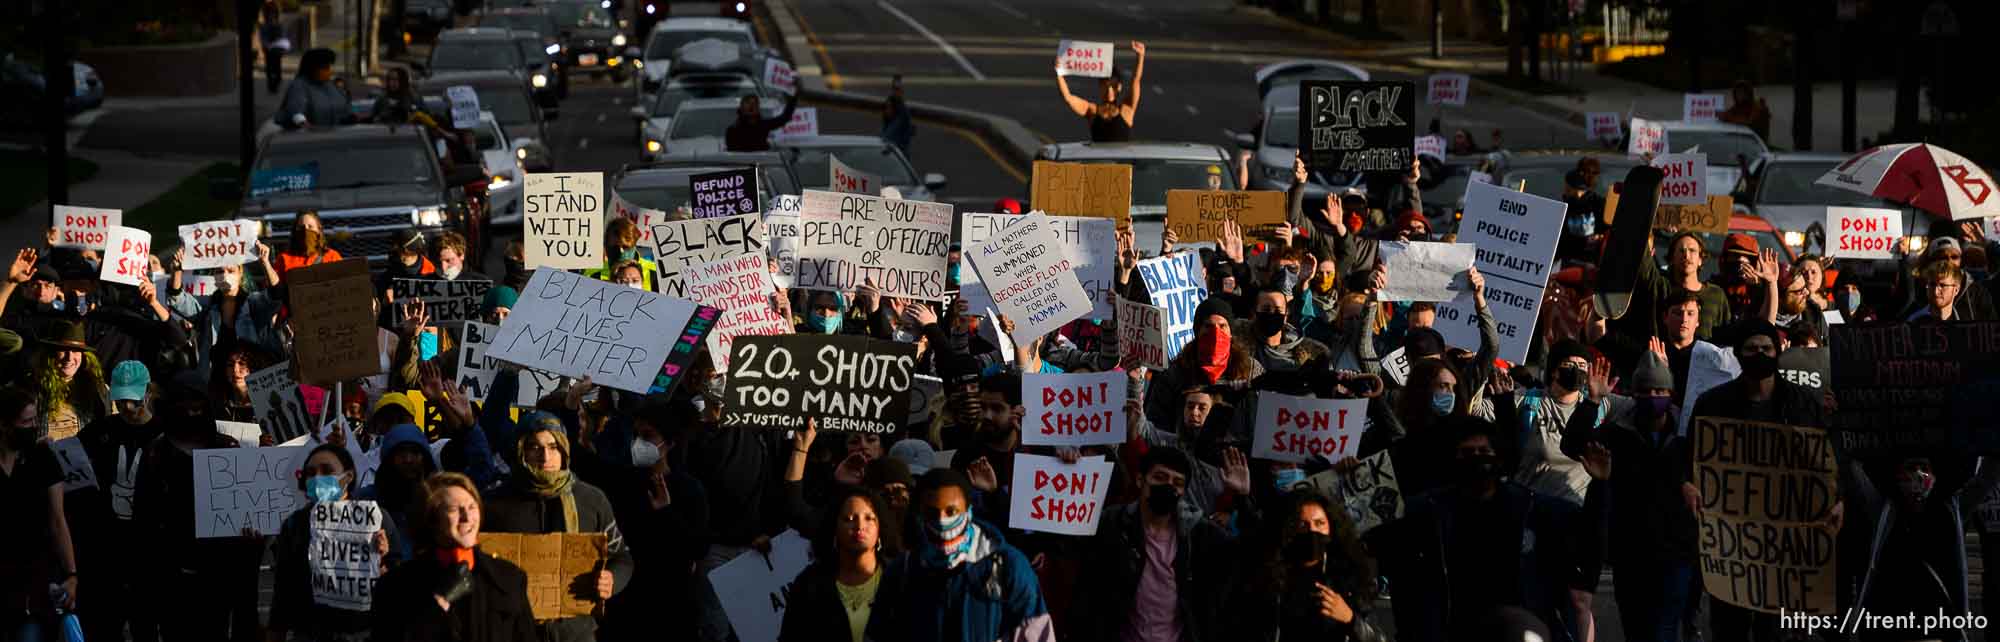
left=1738, top=353, right=1778, bottom=379
left=1454, top=453, right=1501, bottom=484
left=1283, top=531, right=1331, bottom=565
left=1430, top=391, right=1456, bottom=417
left=505, top=258, right=530, bottom=281
left=630, top=438, right=661, bottom=468
left=1636, top=395, right=1672, bottom=420
left=947, top=263, right=960, bottom=286
left=1272, top=468, right=1306, bottom=493
left=1899, top=469, right=1936, bottom=503
left=418, top=331, right=440, bottom=361
left=1313, top=272, right=1338, bottom=295
left=1565, top=216, right=1595, bottom=237
left=1552, top=366, right=1584, bottom=391
left=1254, top=311, right=1286, bottom=337
left=305, top=474, right=345, bottom=503
left=4, top=426, right=38, bottom=449
left=1843, top=290, right=1862, bottom=311
left=617, top=247, right=638, bottom=262
left=70, top=294, right=88, bottom=315
left=921, top=510, right=977, bottom=568
left=1277, top=266, right=1301, bottom=293
left=441, top=265, right=462, bottom=280
left=815, top=314, right=842, bottom=334
left=1145, top=483, right=1180, bottom=516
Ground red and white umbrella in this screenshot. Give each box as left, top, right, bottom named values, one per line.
left=1815, top=143, right=2000, bottom=220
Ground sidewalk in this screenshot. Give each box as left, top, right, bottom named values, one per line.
left=4, top=148, right=217, bottom=240
left=99, top=0, right=380, bottom=112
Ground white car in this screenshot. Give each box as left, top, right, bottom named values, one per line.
left=634, top=17, right=757, bottom=104
left=474, top=111, right=527, bottom=225
left=1655, top=120, right=1768, bottom=196
left=632, top=74, right=766, bottom=160
left=649, top=96, right=782, bottom=159
left=779, top=135, right=946, bottom=203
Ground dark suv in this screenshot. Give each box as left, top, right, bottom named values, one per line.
left=240, top=125, right=485, bottom=266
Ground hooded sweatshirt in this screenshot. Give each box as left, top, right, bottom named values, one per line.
left=902, top=517, right=1056, bottom=642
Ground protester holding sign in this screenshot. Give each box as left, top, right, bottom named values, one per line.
left=71, top=360, right=160, bottom=640
left=1141, top=297, right=1261, bottom=435
left=724, top=94, right=800, bottom=153
left=1228, top=490, right=1384, bottom=642
left=369, top=473, right=538, bottom=642
left=1055, top=40, right=1146, bottom=142
left=481, top=418, right=633, bottom=642
left=901, top=469, right=1053, bottom=642
left=274, top=211, right=344, bottom=280
left=1071, top=446, right=1237, bottom=640
left=270, top=444, right=399, bottom=640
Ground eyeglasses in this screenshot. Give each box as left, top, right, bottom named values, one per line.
left=1928, top=281, right=1961, bottom=291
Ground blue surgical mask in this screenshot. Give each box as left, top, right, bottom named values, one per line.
left=306, top=474, right=344, bottom=503
left=815, top=314, right=843, bottom=334
left=418, top=331, right=440, bottom=361
left=1430, top=391, right=1456, bottom=417
left=1273, top=468, right=1306, bottom=492
left=947, top=263, right=961, bottom=286
left=1842, top=290, right=1862, bottom=311
left=1277, top=266, right=1301, bottom=293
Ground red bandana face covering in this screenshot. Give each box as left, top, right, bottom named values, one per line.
left=1196, top=328, right=1231, bottom=383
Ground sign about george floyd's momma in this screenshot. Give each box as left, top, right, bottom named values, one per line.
left=795, top=189, right=954, bottom=301
left=1692, top=416, right=1838, bottom=615
left=488, top=269, right=701, bottom=394
left=721, top=335, right=918, bottom=434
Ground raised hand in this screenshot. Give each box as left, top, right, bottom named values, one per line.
left=1161, top=227, right=1179, bottom=256
left=7, top=248, right=36, bottom=284
left=1117, top=229, right=1137, bottom=272
left=400, top=299, right=430, bottom=337
left=1292, top=153, right=1308, bottom=186
left=855, top=278, right=881, bottom=314
left=1221, top=447, right=1250, bottom=496
left=833, top=452, right=868, bottom=486
left=563, top=376, right=595, bottom=411
left=904, top=300, right=938, bottom=327
left=1316, top=584, right=1355, bottom=624
left=1369, top=264, right=1388, bottom=293
left=1220, top=220, right=1245, bottom=263
left=1467, top=266, right=1487, bottom=301
left=1756, top=247, right=1780, bottom=285
left=968, top=457, right=998, bottom=492
left=1648, top=336, right=1669, bottom=363
left=1587, top=355, right=1616, bottom=399
left=1272, top=224, right=1294, bottom=248
left=1581, top=442, right=1612, bottom=481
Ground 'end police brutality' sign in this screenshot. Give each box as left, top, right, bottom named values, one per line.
left=1433, top=181, right=1566, bottom=364
left=1301, top=81, right=1414, bottom=174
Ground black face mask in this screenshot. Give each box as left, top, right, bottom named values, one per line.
left=1552, top=366, right=1585, bottom=391
left=1454, top=453, right=1501, bottom=485
left=1738, top=353, right=1778, bottom=379
left=4, top=427, right=38, bottom=450
left=1145, top=483, right=1180, bottom=516
left=1254, top=311, right=1287, bottom=337
left=1284, top=531, right=1332, bottom=566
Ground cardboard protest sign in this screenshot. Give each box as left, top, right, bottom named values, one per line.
left=1586, top=112, right=1623, bottom=141
left=524, top=172, right=604, bottom=270
left=1164, top=190, right=1287, bottom=243
left=1030, top=161, right=1133, bottom=228
left=1299, top=450, right=1403, bottom=535
left=1627, top=118, right=1668, bottom=157
left=287, top=260, right=383, bottom=385
left=308, top=500, right=384, bottom=611
left=762, top=57, right=797, bottom=96
left=1022, top=371, right=1125, bottom=447
left=1826, top=206, right=1903, bottom=260
left=1433, top=181, right=1567, bottom=364
left=770, top=108, right=818, bottom=143
left=685, top=253, right=791, bottom=371
left=795, top=189, right=954, bottom=301
left=1375, top=241, right=1474, bottom=302
left=1413, top=135, right=1446, bottom=162
left=969, top=214, right=1092, bottom=345
left=53, top=205, right=119, bottom=250
left=250, top=163, right=318, bottom=197
left=446, top=85, right=481, bottom=129
left=1829, top=321, right=2000, bottom=453
left=1777, top=346, right=1829, bottom=394
left=1300, top=80, right=1415, bottom=174
left=650, top=212, right=767, bottom=298
left=720, top=335, right=918, bottom=434
left=1250, top=392, right=1367, bottom=463
left=706, top=530, right=810, bottom=642
left=829, top=156, right=878, bottom=195
left=193, top=445, right=308, bottom=537
left=478, top=532, right=608, bottom=620
left=1055, top=39, right=1113, bottom=77
left=960, top=213, right=1116, bottom=320
left=1426, top=73, right=1468, bottom=106
left=690, top=168, right=759, bottom=219
left=247, top=364, right=314, bottom=445
left=1692, top=417, right=1838, bottom=614
left=392, top=279, right=494, bottom=324
left=51, top=438, right=97, bottom=492
left=489, top=269, right=701, bottom=394
left=99, top=226, right=152, bottom=286
left=1008, top=454, right=1115, bottom=536
left=177, top=220, right=260, bottom=270
left=1652, top=153, right=1708, bottom=205
left=1134, top=251, right=1208, bottom=361
left=1654, top=195, right=1732, bottom=234
left=1116, top=297, right=1169, bottom=369
left=1684, top=93, right=1725, bottom=124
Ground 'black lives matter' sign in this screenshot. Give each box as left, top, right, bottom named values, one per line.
left=690, top=168, right=759, bottom=219
left=721, top=335, right=917, bottom=434
left=1829, top=321, right=2000, bottom=454
left=1300, top=80, right=1415, bottom=175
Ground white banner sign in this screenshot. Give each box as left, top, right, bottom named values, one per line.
left=1008, top=454, right=1115, bottom=536
left=961, top=213, right=1116, bottom=320
left=1299, top=450, right=1404, bottom=535
left=829, top=156, right=879, bottom=195
left=308, top=500, right=383, bottom=611
left=649, top=212, right=768, bottom=298
left=1426, top=73, right=1469, bottom=106
left=215, top=420, right=263, bottom=445
left=1684, top=93, right=1725, bottom=124
left=1022, top=371, right=1125, bottom=447
left=1380, top=346, right=1411, bottom=386
left=193, top=445, right=309, bottom=538
left=1628, top=118, right=1668, bottom=157
left=1434, top=181, right=1566, bottom=363
left=1134, top=251, right=1208, bottom=362
left=524, top=172, right=604, bottom=270
left=1250, top=392, right=1367, bottom=464
left=1652, top=153, right=1709, bottom=205
left=1827, top=206, right=1903, bottom=260
left=100, top=226, right=152, bottom=287
left=178, top=219, right=261, bottom=270
left=488, top=269, right=698, bottom=393
left=53, top=205, right=120, bottom=250
left=1414, top=135, right=1446, bottom=162
left=770, top=107, right=818, bottom=142
left=969, top=214, right=1091, bottom=345
left=1586, top=112, right=1623, bottom=141
left=1375, top=241, right=1473, bottom=302
left=1055, top=39, right=1114, bottom=78
left=1117, top=297, right=1169, bottom=370
left=707, top=530, right=811, bottom=642
left=247, top=363, right=315, bottom=445
left=796, top=189, right=954, bottom=301
left=685, top=253, right=791, bottom=371
left=762, top=57, right=797, bottom=96
left=447, top=85, right=481, bottom=129
left=455, top=320, right=567, bottom=406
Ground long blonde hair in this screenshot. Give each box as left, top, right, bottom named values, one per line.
left=35, top=348, right=105, bottom=420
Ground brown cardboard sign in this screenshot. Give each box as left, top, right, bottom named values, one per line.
left=286, top=259, right=383, bottom=385
left=480, top=532, right=608, bottom=621
left=1691, top=417, right=1838, bottom=615
left=1654, top=195, right=1733, bottom=234
left=1030, top=161, right=1132, bottom=228
left=1165, top=189, right=1288, bottom=242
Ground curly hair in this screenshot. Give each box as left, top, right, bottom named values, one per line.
left=1247, top=489, right=1377, bottom=605
left=812, top=486, right=889, bottom=563
left=34, top=347, right=104, bottom=422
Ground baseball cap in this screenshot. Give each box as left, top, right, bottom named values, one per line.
left=1723, top=233, right=1759, bottom=258
left=109, top=361, right=151, bottom=401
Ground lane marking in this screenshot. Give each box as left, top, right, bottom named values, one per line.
left=806, top=99, right=1024, bottom=184
left=988, top=0, right=1029, bottom=20
left=596, top=113, right=607, bottom=123
left=875, top=0, right=986, bottom=81
left=783, top=0, right=843, bottom=89
left=1184, top=104, right=1198, bottom=116
left=578, top=138, right=591, bottom=150
left=1152, top=85, right=1164, bottom=95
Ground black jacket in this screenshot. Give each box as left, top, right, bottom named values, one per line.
left=724, top=98, right=798, bottom=152
left=1560, top=401, right=1697, bottom=564
left=480, top=477, right=635, bottom=642
left=370, top=550, right=537, bottom=642
left=777, top=559, right=908, bottom=642
left=1689, top=375, right=1826, bottom=429
left=270, top=502, right=406, bottom=636
left=1072, top=503, right=1234, bottom=642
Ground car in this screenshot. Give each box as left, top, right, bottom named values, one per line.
left=609, top=157, right=796, bottom=222
left=402, top=0, right=454, bottom=42
left=1654, top=120, right=1768, bottom=196
left=1735, top=152, right=1928, bottom=257
left=420, top=71, right=555, bottom=172
left=781, top=135, right=946, bottom=202
left=632, top=74, right=767, bottom=160
left=1649, top=211, right=1799, bottom=283
left=1036, top=141, right=1237, bottom=251
left=507, top=30, right=564, bottom=108
left=0, top=54, right=102, bottom=126
left=636, top=17, right=758, bottom=100
left=473, top=111, right=527, bottom=226
left=427, top=28, right=528, bottom=77
left=1237, top=60, right=1371, bottom=201
left=239, top=125, right=486, bottom=266
left=476, top=8, right=570, bottom=98
left=1493, top=150, right=1641, bottom=203
left=543, top=0, right=631, bottom=81
left=655, top=96, right=773, bottom=157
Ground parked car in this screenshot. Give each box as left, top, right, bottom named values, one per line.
left=636, top=17, right=759, bottom=100
left=633, top=74, right=767, bottom=159
left=544, top=0, right=631, bottom=81
left=1237, top=60, right=1371, bottom=202
left=1655, top=119, right=1768, bottom=196
left=781, top=135, right=945, bottom=202
left=239, top=125, right=486, bottom=266
left=474, top=111, right=527, bottom=226
left=507, top=30, right=564, bottom=108
left=403, top=0, right=455, bottom=42
left=476, top=8, right=569, bottom=99
left=1496, top=150, right=1641, bottom=203
left=420, top=70, right=555, bottom=172
left=428, top=28, right=528, bottom=77
left=1735, top=152, right=1928, bottom=256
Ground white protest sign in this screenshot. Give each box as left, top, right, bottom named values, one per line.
left=1434, top=181, right=1566, bottom=363
left=829, top=156, right=878, bottom=195
left=707, top=530, right=811, bottom=642
left=1586, top=112, right=1623, bottom=141
left=1055, top=39, right=1114, bottom=78
left=764, top=195, right=801, bottom=288
left=488, top=269, right=699, bottom=394
left=1250, top=392, right=1367, bottom=464
left=1375, top=241, right=1473, bottom=302
left=308, top=500, right=383, bottom=611
left=1684, top=93, right=1725, bottom=124
left=649, top=212, right=767, bottom=298
left=1628, top=118, right=1668, bottom=157
left=961, top=213, right=1117, bottom=320
left=762, top=57, right=797, bottom=96
left=53, top=205, right=120, bottom=250
left=1827, top=206, right=1903, bottom=260
left=769, top=107, right=818, bottom=143
left=446, top=85, right=481, bottom=129
left=1116, top=297, right=1169, bottom=370
left=1008, top=453, right=1115, bottom=536
left=969, top=214, right=1092, bottom=345
left=456, top=320, right=502, bottom=401
left=248, top=364, right=315, bottom=445
left=1652, top=153, right=1708, bottom=205
left=1426, top=73, right=1469, bottom=106
left=177, top=220, right=261, bottom=270
left=1134, top=251, right=1208, bottom=362
left=51, top=438, right=98, bottom=492
left=1299, top=450, right=1404, bottom=535
left=796, top=189, right=954, bottom=301
left=1380, top=346, right=1411, bottom=386
left=685, top=253, right=791, bottom=371
left=99, top=226, right=152, bottom=286
left=1824, top=310, right=1844, bottom=326
left=216, top=420, right=264, bottom=444
left=1414, top=135, right=1446, bottom=162
left=1469, top=170, right=1494, bottom=185
left=524, top=172, right=603, bottom=270
left=908, top=374, right=943, bottom=426
left=193, top=445, right=309, bottom=537
left=1678, top=342, right=1740, bottom=435
left=1022, top=371, right=1125, bottom=447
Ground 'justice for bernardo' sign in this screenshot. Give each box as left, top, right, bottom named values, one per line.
left=721, top=335, right=918, bottom=434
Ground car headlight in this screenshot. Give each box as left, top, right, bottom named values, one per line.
left=516, top=148, right=528, bottom=160
left=1781, top=231, right=1805, bottom=249
left=1261, top=164, right=1289, bottom=182
left=601, top=0, right=612, bottom=7
left=612, top=34, right=627, bottom=47
left=1906, top=235, right=1927, bottom=255
left=532, top=73, right=549, bottom=88
left=735, top=2, right=747, bottom=12
left=546, top=43, right=562, bottom=56
left=412, top=206, right=446, bottom=227
left=633, top=59, right=644, bottom=69
left=646, top=3, right=656, bottom=14
left=490, top=175, right=513, bottom=190
left=608, top=57, right=623, bottom=67
left=646, top=140, right=662, bottom=153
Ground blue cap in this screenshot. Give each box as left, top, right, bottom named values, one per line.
left=109, top=361, right=151, bottom=402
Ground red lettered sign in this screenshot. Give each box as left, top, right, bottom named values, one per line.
left=53, top=205, right=121, bottom=251
left=1022, top=370, right=1126, bottom=447
left=1008, top=453, right=1115, bottom=536
left=1250, top=392, right=1366, bottom=464
left=1827, top=206, right=1903, bottom=260
left=99, top=226, right=153, bottom=286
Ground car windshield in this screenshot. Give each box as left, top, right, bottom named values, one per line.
left=652, top=81, right=758, bottom=117
left=618, top=173, right=771, bottom=213
left=668, top=106, right=738, bottom=139
left=1264, top=111, right=1299, bottom=149
left=432, top=42, right=521, bottom=71
left=1092, top=158, right=1233, bottom=207
left=257, top=139, right=438, bottom=190
left=1509, top=160, right=1638, bottom=202
left=514, top=39, right=551, bottom=65
left=476, top=120, right=508, bottom=151
left=549, top=3, right=613, bottom=28
left=1755, top=161, right=1886, bottom=206
left=1672, top=131, right=1766, bottom=167
left=478, top=15, right=551, bottom=37
left=462, top=85, right=533, bottom=126
left=790, top=146, right=918, bottom=185
left=648, top=30, right=752, bottom=58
